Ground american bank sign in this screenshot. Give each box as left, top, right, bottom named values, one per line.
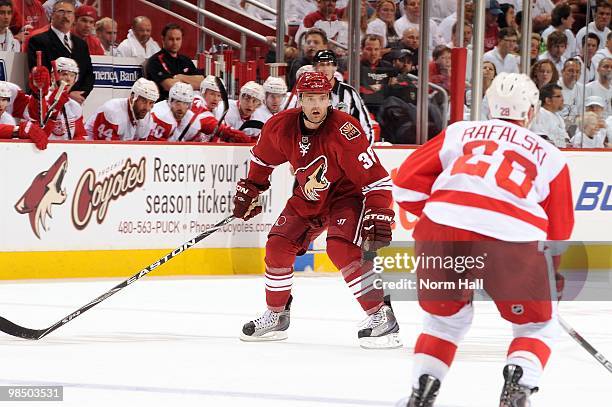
left=93, top=63, right=143, bottom=89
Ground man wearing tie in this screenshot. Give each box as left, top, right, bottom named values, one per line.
left=26, top=0, right=93, bottom=104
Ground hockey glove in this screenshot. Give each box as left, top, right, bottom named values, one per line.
left=361, top=208, right=395, bottom=251
left=18, top=121, right=48, bottom=150
left=29, top=65, right=50, bottom=97
left=46, top=86, right=71, bottom=120
left=232, top=179, right=269, bottom=221
left=219, top=127, right=253, bottom=143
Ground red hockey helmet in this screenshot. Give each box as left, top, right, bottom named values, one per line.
left=295, top=71, right=332, bottom=94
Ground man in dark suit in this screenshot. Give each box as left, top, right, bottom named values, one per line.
left=26, top=0, right=93, bottom=104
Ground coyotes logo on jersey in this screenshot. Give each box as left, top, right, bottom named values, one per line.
left=295, top=155, right=330, bottom=201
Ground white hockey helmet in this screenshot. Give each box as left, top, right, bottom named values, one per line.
left=295, top=64, right=315, bottom=80
left=168, top=82, right=194, bottom=104
left=240, top=81, right=265, bottom=102
left=131, top=78, right=159, bottom=102
left=200, top=75, right=221, bottom=93
left=263, top=76, right=287, bottom=95
left=55, top=57, right=79, bottom=74
left=0, top=81, right=11, bottom=99
left=486, top=73, right=540, bottom=122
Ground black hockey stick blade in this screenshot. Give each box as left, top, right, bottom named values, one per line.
left=559, top=316, right=612, bottom=374
left=211, top=76, right=230, bottom=139
left=239, top=120, right=264, bottom=131
left=0, top=216, right=235, bottom=340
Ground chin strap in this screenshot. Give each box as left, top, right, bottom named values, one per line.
left=301, top=105, right=333, bottom=126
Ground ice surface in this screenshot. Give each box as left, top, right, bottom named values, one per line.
left=0, top=275, right=610, bottom=406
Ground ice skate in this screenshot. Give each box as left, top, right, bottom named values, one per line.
left=357, top=296, right=401, bottom=349
left=499, top=364, right=538, bottom=407
left=396, top=374, right=441, bottom=407
left=240, top=296, right=292, bottom=342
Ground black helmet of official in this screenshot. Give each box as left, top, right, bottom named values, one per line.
left=313, top=49, right=338, bottom=66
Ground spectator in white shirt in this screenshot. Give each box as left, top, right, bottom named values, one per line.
left=367, top=0, right=400, bottom=48
left=116, top=16, right=161, bottom=58
left=394, top=0, right=442, bottom=51
left=585, top=57, right=612, bottom=117
left=530, top=82, right=569, bottom=147
left=95, top=17, right=119, bottom=57
left=558, top=58, right=583, bottom=126
left=531, top=59, right=559, bottom=89
left=592, top=32, right=612, bottom=79
left=541, top=3, right=576, bottom=59
left=576, top=0, right=612, bottom=55
left=438, top=1, right=474, bottom=44
left=483, top=27, right=520, bottom=74
left=539, top=31, right=567, bottom=74
left=573, top=111, right=608, bottom=148
left=0, top=1, right=20, bottom=52
left=577, top=33, right=600, bottom=84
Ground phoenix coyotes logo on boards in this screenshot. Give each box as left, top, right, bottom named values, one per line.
left=72, top=157, right=146, bottom=229
left=15, top=153, right=68, bottom=239
left=295, top=155, right=330, bottom=201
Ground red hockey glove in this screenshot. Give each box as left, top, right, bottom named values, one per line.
left=46, top=86, right=70, bottom=120
left=18, top=121, right=48, bottom=150
left=29, top=65, right=50, bottom=97
left=219, top=127, right=253, bottom=143
left=232, top=178, right=269, bottom=221
left=361, top=208, right=395, bottom=251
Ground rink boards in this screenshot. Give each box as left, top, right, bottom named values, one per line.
left=0, top=140, right=610, bottom=279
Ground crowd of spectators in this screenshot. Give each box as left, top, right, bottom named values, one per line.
left=1, top=0, right=612, bottom=148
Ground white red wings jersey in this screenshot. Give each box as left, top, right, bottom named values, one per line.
left=190, top=94, right=209, bottom=115
left=251, top=104, right=275, bottom=124
left=392, top=119, right=574, bottom=241
left=3, top=82, right=29, bottom=119
left=215, top=100, right=260, bottom=139
left=248, top=108, right=392, bottom=218
left=48, top=99, right=86, bottom=140
left=0, top=111, right=15, bottom=125
left=85, top=98, right=153, bottom=141
left=147, top=101, right=206, bottom=142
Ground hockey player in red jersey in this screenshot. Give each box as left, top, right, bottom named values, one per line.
left=233, top=71, right=400, bottom=349
left=392, top=73, right=574, bottom=406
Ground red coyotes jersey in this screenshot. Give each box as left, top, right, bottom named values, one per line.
left=393, top=119, right=574, bottom=241
left=85, top=98, right=153, bottom=141
left=248, top=108, right=392, bottom=218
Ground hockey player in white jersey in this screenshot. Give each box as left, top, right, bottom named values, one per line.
left=393, top=73, right=574, bottom=407
left=215, top=81, right=264, bottom=139
left=313, top=49, right=376, bottom=143
left=192, top=75, right=222, bottom=115
left=85, top=78, right=158, bottom=141
left=0, top=82, right=15, bottom=125
left=45, top=57, right=86, bottom=140
left=252, top=76, right=288, bottom=125
left=147, top=82, right=208, bottom=142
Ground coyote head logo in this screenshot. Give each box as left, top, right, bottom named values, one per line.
left=15, top=153, right=68, bottom=238
left=295, top=155, right=330, bottom=201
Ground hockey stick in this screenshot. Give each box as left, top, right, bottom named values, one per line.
left=559, top=315, right=612, bottom=374
left=35, top=51, right=44, bottom=127
left=211, top=76, right=230, bottom=139
left=0, top=215, right=235, bottom=340
left=542, top=246, right=612, bottom=374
